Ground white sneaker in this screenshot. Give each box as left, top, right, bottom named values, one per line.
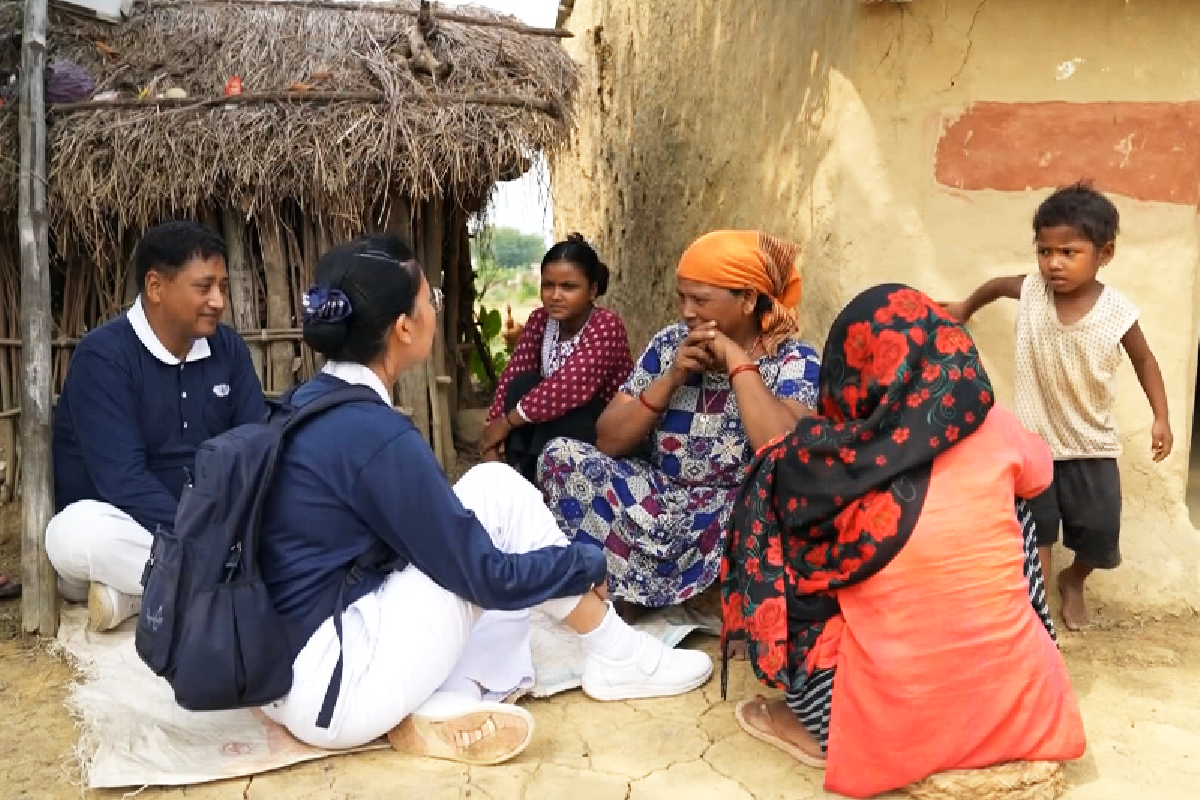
left=87, top=582, right=141, bottom=632
left=581, top=631, right=714, bottom=701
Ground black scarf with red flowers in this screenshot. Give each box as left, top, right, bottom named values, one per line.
left=719, top=284, right=995, bottom=696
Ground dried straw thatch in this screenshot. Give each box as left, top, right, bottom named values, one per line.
left=0, top=0, right=577, bottom=490
left=0, top=0, right=576, bottom=254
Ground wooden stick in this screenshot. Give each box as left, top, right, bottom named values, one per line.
left=257, top=212, right=296, bottom=394
left=443, top=204, right=462, bottom=412
left=427, top=196, right=455, bottom=466
left=298, top=213, right=320, bottom=379
left=455, top=222, right=475, bottom=406
left=280, top=213, right=311, bottom=381
left=0, top=328, right=308, bottom=347
left=419, top=198, right=448, bottom=468
left=0, top=263, right=15, bottom=505
left=47, top=91, right=559, bottom=115
left=222, top=207, right=265, bottom=384
left=156, top=0, right=574, bottom=38
left=17, top=0, right=59, bottom=635
left=386, top=195, right=432, bottom=443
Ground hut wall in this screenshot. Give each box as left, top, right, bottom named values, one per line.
left=0, top=192, right=473, bottom=503
left=555, top=0, right=1200, bottom=611
left=0, top=0, right=578, bottom=502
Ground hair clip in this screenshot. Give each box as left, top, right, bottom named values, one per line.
left=302, top=286, right=353, bottom=323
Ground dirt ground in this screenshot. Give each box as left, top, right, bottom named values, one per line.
left=1, top=502, right=1199, bottom=800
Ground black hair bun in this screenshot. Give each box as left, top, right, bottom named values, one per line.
left=302, top=318, right=348, bottom=359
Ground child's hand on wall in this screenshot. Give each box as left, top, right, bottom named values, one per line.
left=939, top=301, right=969, bottom=323
left=1151, top=417, right=1173, bottom=462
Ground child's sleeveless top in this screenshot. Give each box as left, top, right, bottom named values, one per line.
left=1014, top=272, right=1139, bottom=459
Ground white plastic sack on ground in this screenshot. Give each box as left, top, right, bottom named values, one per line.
left=55, top=605, right=717, bottom=789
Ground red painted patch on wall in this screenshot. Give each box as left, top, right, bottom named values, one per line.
left=934, top=101, right=1200, bottom=205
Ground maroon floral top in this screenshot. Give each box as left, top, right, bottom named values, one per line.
left=487, top=306, right=634, bottom=424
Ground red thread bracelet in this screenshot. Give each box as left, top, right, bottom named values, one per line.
left=638, top=393, right=665, bottom=414
left=729, top=363, right=760, bottom=381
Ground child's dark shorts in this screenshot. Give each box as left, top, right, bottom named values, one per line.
left=1026, top=458, right=1122, bottom=569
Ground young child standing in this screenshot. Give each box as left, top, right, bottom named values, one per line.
left=942, top=182, right=1172, bottom=631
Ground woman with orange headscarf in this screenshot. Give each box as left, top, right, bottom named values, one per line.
left=538, top=231, right=820, bottom=608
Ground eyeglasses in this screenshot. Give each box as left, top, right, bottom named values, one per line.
left=431, top=286, right=444, bottom=314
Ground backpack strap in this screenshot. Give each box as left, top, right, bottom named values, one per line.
left=241, top=383, right=385, bottom=575
left=311, top=538, right=410, bottom=730
left=279, top=384, right=385, bottom=434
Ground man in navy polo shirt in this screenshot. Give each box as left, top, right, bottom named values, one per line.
left=46, top=221, right=267, bottom=631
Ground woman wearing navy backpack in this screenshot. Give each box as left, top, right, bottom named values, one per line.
left=257, top=235, right=712, bottom=764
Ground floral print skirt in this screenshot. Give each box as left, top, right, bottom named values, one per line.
left=537, top=436, right=735, bottom=607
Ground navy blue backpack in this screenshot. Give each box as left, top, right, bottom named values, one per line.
left=135, top=383, right=398, bottom=726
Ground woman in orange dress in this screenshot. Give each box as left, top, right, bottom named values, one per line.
left=722, top=284, right=1085, bottom=798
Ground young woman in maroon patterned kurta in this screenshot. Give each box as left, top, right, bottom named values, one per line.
left=481, top=236, right=633, bottom=481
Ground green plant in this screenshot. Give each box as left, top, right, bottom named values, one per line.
left=474, top=256, right=506, bottom=300
left=470, top=304, right=509, bottom=390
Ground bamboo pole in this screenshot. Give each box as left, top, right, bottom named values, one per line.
left=0, top=418, right=12, bottom=504
left=222, top=207, right=265, bottom=383
left=0, top=250, right=16, bottom=505
left=17, top=0, right=58, bottom=634
left=257, top=212, right=296, bottom=394
left=0, top=329, right=309, bottom=347
left=443, top=204, right=463, bottom=416
left=299, top=213, right=321, bottom=377
left=54, top=251, right=87, bottom=391
left=158, top=0, right=575, bottom=38
left=457, top=222, right=475, bottom=406
left=48, top=92, right=559, bottom=116
left=385, top=195, right=431, bottom=443
left=280, top=212, right=311, bottom=381
left=422, top=196, right=454, bottom=469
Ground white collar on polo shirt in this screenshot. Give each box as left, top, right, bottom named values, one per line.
left=127, top=296, right=212, bottom=365
left=321, top=361, right=392, bottom=405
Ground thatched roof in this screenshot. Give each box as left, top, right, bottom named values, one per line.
left=0, top=0, right=576, bottom=251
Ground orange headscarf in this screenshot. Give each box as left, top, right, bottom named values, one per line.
left=675, top=230, right=802, bottom=354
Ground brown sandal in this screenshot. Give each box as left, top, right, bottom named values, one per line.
left=387, top=702, right=534, bottom=766
left=734, top=696, right=826, bottom=768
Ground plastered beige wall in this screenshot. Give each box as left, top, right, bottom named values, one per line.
left=554, top=0, right=1200, bottom=610
left=552, top=0, right=856, bottom=350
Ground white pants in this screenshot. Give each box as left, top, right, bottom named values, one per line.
left=262, top=463, right=585, bottom=750
left=45, top=500, right=153, bottom=599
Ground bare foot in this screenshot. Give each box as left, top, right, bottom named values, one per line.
left=1057, top=571, right=1088, bottom=631
left=737, top=696, right=825, bottom=766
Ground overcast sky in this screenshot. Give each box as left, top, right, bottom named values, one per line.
left=443, top=0, right=560, bottom=242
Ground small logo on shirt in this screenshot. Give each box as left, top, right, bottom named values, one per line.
left=212, top=383, right=231, bottom=397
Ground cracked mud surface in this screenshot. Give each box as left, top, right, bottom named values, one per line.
left=2, top=610, right=1199, bottom=800
left=3, top=506, right=1199, bottom=799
